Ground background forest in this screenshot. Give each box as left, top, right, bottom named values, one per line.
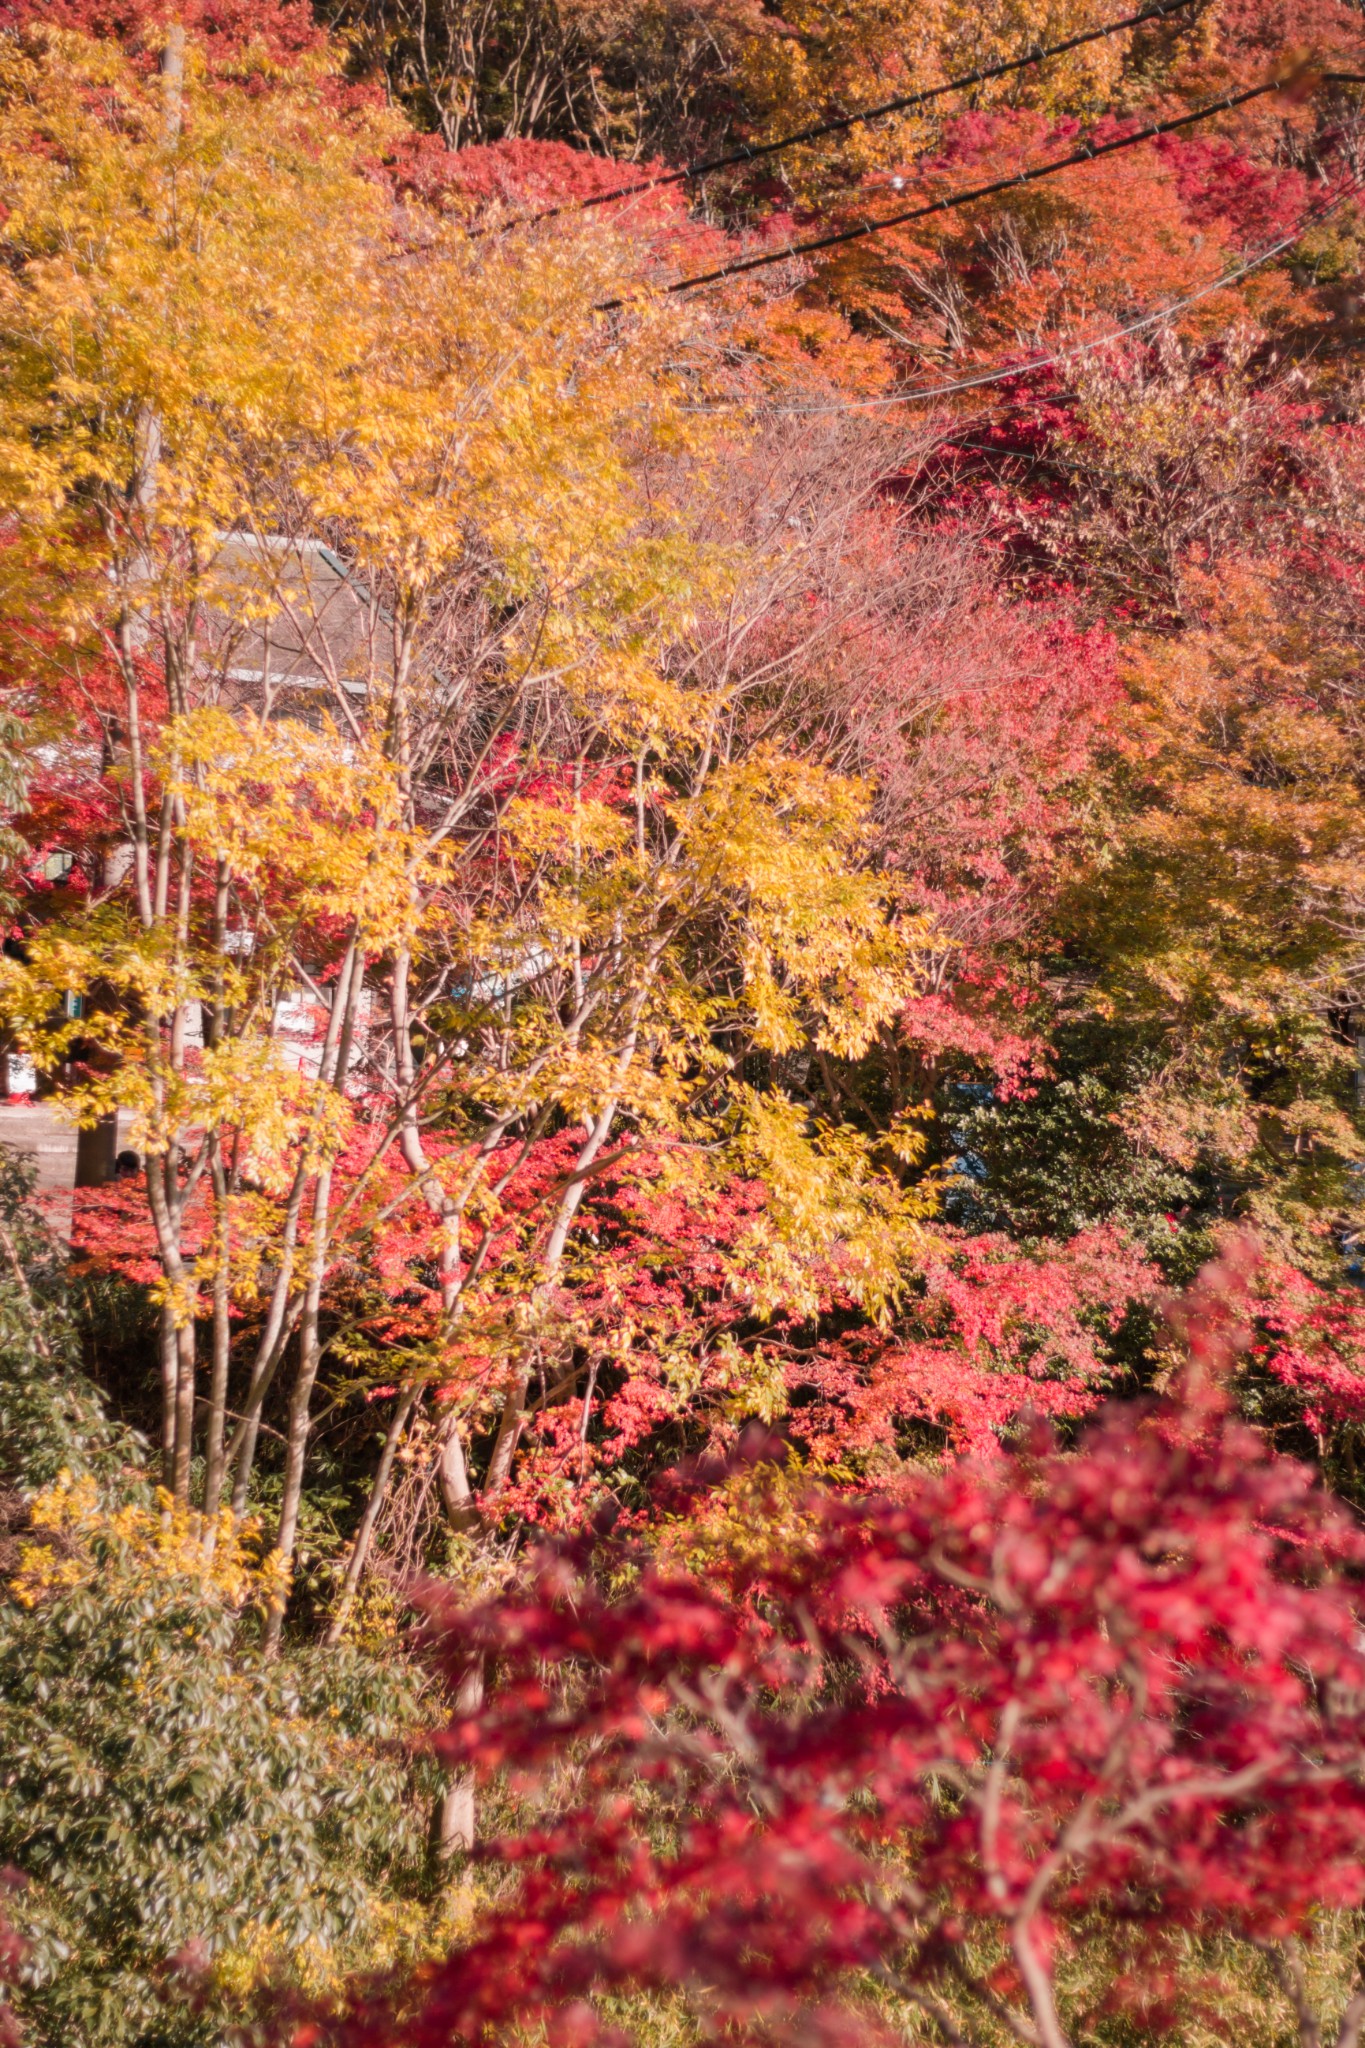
left=2, top=0, right=1365, bottom=2041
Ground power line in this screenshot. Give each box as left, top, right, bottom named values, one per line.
left=594, top=71, right=1344, bottom=310
left=514, top=0, right=1199, bottom=229
left=730, top=175, right=1363, bottom=418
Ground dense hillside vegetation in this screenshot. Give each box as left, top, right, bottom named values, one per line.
left=2, top=0, right=1365, bottom=2040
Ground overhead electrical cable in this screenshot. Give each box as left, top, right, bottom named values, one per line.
left=729, top=174, right=1364, bottom=417
left=512, top=0, right=1199, bottom=228
left=595, top=71, right=1361, bottom=310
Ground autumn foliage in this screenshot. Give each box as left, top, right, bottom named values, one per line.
left=264, top=1252, right=1365, bottom=2048
left=3, top=0, right=1365, bottom=2039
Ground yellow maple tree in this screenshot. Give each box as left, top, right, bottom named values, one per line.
left=0, top=25, right=939, bottom=1655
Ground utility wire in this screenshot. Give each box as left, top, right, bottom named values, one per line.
left=515, top=0, right=1199, bottom=229
left=730, top=174, right=1364, bottom=417
left=596, top=71, right=1358, bottom=310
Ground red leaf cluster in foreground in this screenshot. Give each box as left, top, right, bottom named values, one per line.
left=295, top=1250, right=1365, bottom=2048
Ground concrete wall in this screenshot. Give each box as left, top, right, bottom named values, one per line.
left=0, top=1102, right=79, bottom=1191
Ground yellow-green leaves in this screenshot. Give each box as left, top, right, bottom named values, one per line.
left=729, top=1088, right=934, bottom=1323
left=0, top=26, right=387, bottom=653
left=0, top=19, right=949, bottom=1472
left=677, top=751, right=927, bottom=1057
left=165, top=711, right=438, bottom=950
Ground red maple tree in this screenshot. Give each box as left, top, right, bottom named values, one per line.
left=279, top=1246, right=1365, bottom=2048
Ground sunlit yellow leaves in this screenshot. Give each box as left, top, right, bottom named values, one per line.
left=0, top=27, right=389, bottom=649
left=676, top=751, right=929, bottom=1056
left=165, top=710, right=441, bottom=949
left=502, top=792, right=633, bottom=863
left=0, top=18, right=950, bottom=1389
left=1097, top=561, right=1365, bottom=1025
left=0, top=918, right=199, bottom=1145
left=729, top=1088, right=935, bottom=1322
left=267, top=195, right=728, bottom=736
left=11, top=1470, right=285, bottom=1615
left=204, top=1043, right=356, bottom=1191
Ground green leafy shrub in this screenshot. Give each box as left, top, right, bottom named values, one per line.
left=0, top=1147, right=134, bottom=1494
left=0, top=1158, right=441, bottom=2047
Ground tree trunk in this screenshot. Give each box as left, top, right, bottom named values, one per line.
left=171, top=1312, right=195, bottom=1508
left=262, top=1163, right=333, bottom=1656
left=435, top=1659, right=486, bottom=1862
left=158, top=1298, right=177, bottom=1492
left=226, top=937, right=360, bottom=1522
left=435, top=1409, right=480, bottom=1531
left=322, top=1382, right=420, bottom=1647
left=483, top=1077, right=628, bottom=1497
left=200, top=1139, right=232, bottom=1546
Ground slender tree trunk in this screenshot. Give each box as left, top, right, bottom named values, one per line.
left=200, top=1136, right=232, bottom=1545
left=141, top=1005, right=206, bottom=1515
left=436, top=1659, right=485, bottom=1861
left=424, top=1408, right=486, bottom=1850
left=226, top=1237, right=306, bottom=1518
left=322, top=1383, right=420, bottom=1647
left=483, top=1067, right=632, bottom=1496
left=262, top=1162, right=333, bottom=1656
left=160, top=20, right=184, bottom=141
left=171, top=1313, right=196, bottom=1507
left=147, top=1150, right=196, bottom=1502
left=115, top=21, right=192, bottom=1517
left=225, top=936, right=360, bottom=1519
left=255, top=942, right=365, bottom=1608
left=201, top=857, right=233, bottom=1538
left=158, top=1298, right=178, bottom=1491
left=435, top=1408, right=479, bottom=1531
left=166, top=822, right=198, bottom=1508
